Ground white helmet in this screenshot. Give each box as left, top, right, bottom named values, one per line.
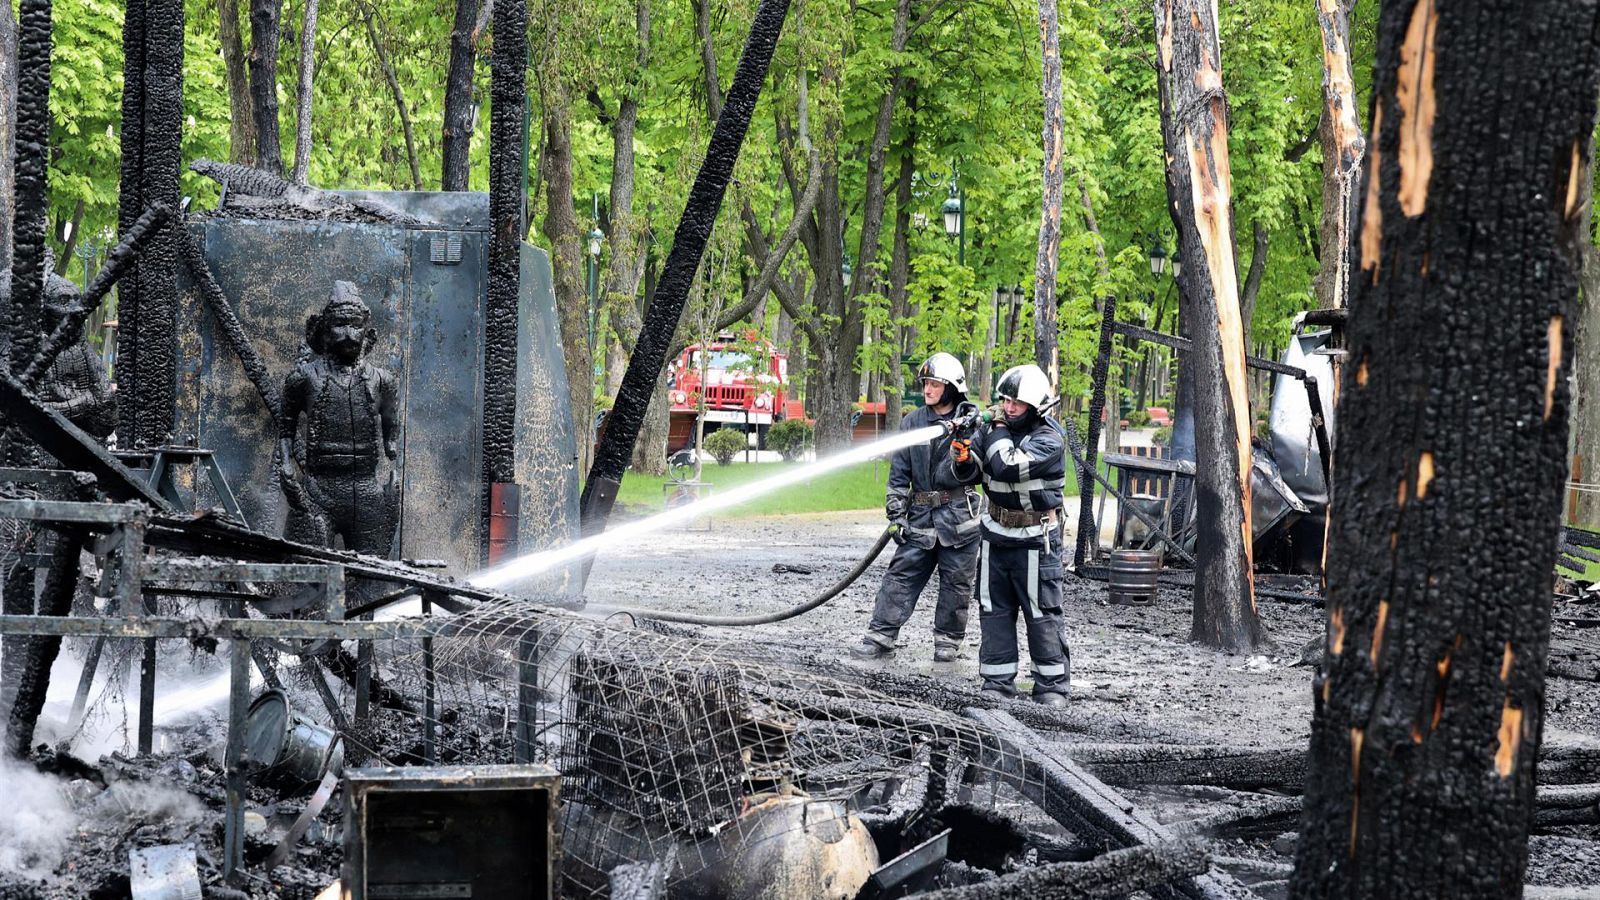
left=918, top=352, right=968, bottom=396
left=995, top=364, right=1052, bottom=409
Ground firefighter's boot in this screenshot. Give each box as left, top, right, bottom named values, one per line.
left=1033, top=691, right=1069, bottom=709
left=933, top=640, right=960, bottom=664
left=849, top=635, right=893, bottom=659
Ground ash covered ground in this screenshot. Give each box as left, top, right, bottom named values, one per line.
left=1, top=510, right=1596, bottom=898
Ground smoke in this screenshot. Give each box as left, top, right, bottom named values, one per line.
left=0, top=754, right=78, bottom=880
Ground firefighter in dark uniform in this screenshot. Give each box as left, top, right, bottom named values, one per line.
left=951, top=363, right=1071, bottom=706
left=850, top=353, right=981, bottom=663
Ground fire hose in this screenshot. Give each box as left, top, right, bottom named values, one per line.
left=617, top=526, right=895, bottom=626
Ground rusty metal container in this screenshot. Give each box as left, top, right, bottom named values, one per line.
left=1108, top=549, right=1162, bottom=606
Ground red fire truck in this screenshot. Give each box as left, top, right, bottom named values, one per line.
left=666, top=335, right=795, bottom=451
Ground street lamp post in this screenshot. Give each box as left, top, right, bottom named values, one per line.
left=587, top=226, right=604, bottom=352
left=941, top=184, right=964, bottom=267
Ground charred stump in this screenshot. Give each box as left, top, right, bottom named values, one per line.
left=1154, top=0, right=1262, bottom=652
left=1291, top=1, right=1600, bottom=894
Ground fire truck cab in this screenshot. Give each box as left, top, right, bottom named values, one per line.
left=666, top=334, right=794, bottom=451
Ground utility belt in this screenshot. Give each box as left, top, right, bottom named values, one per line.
left=910, top=488, right=973, bottom=508
left=987, top=499, right=1059, bottom=529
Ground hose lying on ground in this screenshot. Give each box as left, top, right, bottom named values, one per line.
left=618, top=526, right=895, bottom=626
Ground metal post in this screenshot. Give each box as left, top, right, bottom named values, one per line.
left=421, top=591, right=437, bottom=765
left=223, top=635, right=250, bottom=881
left=515, top=628, right=539, bottom=762
left=957, top=188, right=965, bottom=268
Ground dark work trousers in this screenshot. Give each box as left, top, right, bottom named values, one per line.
left=865, top=538, right=978, bottom=648
left=976, top=539, right=1071, bottom=696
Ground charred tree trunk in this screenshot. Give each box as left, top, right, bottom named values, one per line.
left=539, top=75, right=593, bottom=477
left=218, top=0, right=254, bottom=165
left=481, top=0, right=524, bottom=558
left=1292, top=1, right=1600, bottom=894
left=116, top=0, right=184, bottom=448
left=1312, top=0, right=1365, bottom=311
left=1033, top=0, right=1064, bottom=391
left=289, top=0, right=318, bottom=184
left=1155, top=0, right=1261, bottom=652
left=247, top=0, right=283, bottom=175
left=0, top=0, right=16, bottom=272
left=440, top=0, right=478, bottom=191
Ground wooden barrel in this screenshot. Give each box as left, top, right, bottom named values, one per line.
left=1108, top=549, right=1162, bottom=606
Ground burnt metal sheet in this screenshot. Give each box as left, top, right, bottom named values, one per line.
left=174, top=191, right=576, bottom=578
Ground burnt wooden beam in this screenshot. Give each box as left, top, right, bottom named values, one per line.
left=914, top=841, right=1212, bottom=900
left=965, top=708, right=1253, bottom=900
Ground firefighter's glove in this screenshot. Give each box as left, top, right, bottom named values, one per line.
left=885, top=495, right=907, bottom=522
left=951, top=437, right=973, bottom=465
left=890, top=519, right=910, bottom=545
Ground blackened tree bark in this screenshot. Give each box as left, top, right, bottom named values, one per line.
left=482, top=0, right=524, bottom=526
left=247, top=0, right=283, bottom=175
left=290, top=0, right=318, bottom=184
left=440, top=0, right=478, bottom=191
left=1312, top=0, right=1365, bottom=312
left=1291, top=0, right=1600, bottom=893
left=117, top=0, right=184, bottom=447
left=1033, top=0, right=1064, bottom=391
left=1155, top=0, right=1262, bottom=652
left=0, top=0, right=16, bottom=271
left=218, top=0, right=255, bottom=165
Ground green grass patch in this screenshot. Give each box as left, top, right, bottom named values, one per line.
left=604, top=456, right=1104, bottom=519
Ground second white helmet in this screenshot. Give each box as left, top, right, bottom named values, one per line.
left=918, top=352, right=968, bottom=396
left=995, top=364, right=1052, bottom=409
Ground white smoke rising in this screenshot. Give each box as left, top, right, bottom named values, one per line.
left=0, top=754, right=79, bottom=880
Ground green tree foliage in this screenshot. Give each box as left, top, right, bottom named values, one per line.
left=40, top=0, right=1376, bottom=418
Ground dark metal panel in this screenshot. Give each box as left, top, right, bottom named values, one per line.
left=400, top=228, right=485, bottom=569
left=514, top=243, right=578, bottom=555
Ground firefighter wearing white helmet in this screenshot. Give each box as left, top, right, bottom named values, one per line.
left=949, top=363, right=1071, bottom=706
left=850, top=352, right=982, bottom=663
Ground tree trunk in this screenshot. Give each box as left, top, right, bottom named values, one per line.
left=290, top=0, right=318, bottom=184
left=1311, top=0, right=1365, bottom=311
left=218, top=0, right=254, bottom=165
left=539, top=75, right=593, bottom=477
left=1033, top=0, right=1064, bottom=391
left=1291, top=1, right=1600, bottom=894
left=885, top=106, right=916, bottom=413
left=247, top=0, right=283, bottom=175
left=1240, top=221, right=1269, bottom=411
left=609, top=0, right=651, bottom=471
left=117, top=0, right=185, bottom=448
left=1155, top=0, right=1262, bottom=652
left=362, top=5, right=422, bottom=191
left=440, top=0, right=478, bottom=191
left=0, top=0, right=17, bottom=272
left=1570, top=156, right=1600, bottom=526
